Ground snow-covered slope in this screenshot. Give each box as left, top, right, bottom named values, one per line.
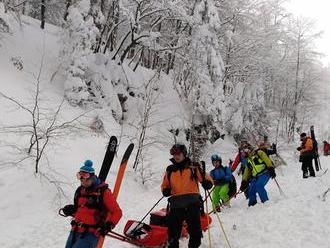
left=1, top=13, right=329, bottom=248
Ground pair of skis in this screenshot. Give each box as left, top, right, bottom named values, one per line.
left=96, top=136, right=134, bottom=248
left=310, top=126, right=321, bottom=172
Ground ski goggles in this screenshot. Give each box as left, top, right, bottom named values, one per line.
left=76, top=171, right=92, bottom=180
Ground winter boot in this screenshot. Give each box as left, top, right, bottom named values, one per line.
left=223, top=201, right=231, bottom=208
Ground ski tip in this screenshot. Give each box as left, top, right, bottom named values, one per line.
left=122, top=143, right=134, bottom=161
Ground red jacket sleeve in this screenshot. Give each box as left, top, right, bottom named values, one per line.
left=230, top=153, right=241, bottom=172
left=103, top=189, right=122, bottom=226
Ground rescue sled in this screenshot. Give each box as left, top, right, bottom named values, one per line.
left=108, top=208, right=212, bottom=247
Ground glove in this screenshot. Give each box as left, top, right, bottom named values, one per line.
left=268, top=167, right=276, bottom=179
left=240, top=180, right=249, bottom=192
left=162, top=188, right=171, bottom=197
left=62, top=204, right=77, bottom=217
left=297, top=147, right=302, bottom=151
left=98, top=221, right=114, bottom=236
left=272, top=143, right=277, bottom=154
left=201, top=180, right=213, bottom=190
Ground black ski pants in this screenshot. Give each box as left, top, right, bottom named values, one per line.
left=301, top=157, right=315, bottom=177
left=167, top=203, right=202, bottom=248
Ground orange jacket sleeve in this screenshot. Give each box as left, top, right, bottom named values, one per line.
left=161, top=171, right=170, bottom=192
left=103, top=189, right=122, bottom=226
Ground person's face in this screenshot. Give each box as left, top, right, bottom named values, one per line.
left=77, top=172, right=94, bottom=187
left=80, top=177, right=93, bottom=187
left=212, top=160, right=221, bottom=167
left=173, top=152, right=185, bottom=163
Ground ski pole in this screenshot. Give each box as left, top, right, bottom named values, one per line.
left=274, top=178, right=285, bottom=196
left=202, top=184, right=216, bottom=203
left=208, top=191, right=243, bottom=214
left=130, top=196, right=164, bottom=233
left=208, top=191, right=232, bottom=248
left=201, top=161, right=212, bottom=248
left=204, top=191, right=212, bottom=248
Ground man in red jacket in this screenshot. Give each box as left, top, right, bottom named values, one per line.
left=61, top=160, right=122, bottom=248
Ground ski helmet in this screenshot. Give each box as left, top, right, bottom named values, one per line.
left=211, top=154, right=222, bottom=163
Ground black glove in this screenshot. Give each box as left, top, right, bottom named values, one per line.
left=62, top=204, right=77, bottom=217
left=297, top=147, right=302, bottom=151
left=98, top=221, right=114, bottom=236
left=201, top=180, right=213, bottom=190
left=162, top=188, right=171, bottom=197
left=240, top=180, right=249, bottom=192
left=272, top=143, right=277, bottom=154
left=268, top=167, right=276, bottom=179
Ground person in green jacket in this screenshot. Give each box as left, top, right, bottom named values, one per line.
left=239, top=145, right=276, bottom=206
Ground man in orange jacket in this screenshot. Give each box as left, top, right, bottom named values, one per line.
left=61, top=160, right=122, bottom=248
left=297, top=133, right=315, bottom=178
left=161, top=144, right=213, bottom=248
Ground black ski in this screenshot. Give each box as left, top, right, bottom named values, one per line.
left=310, top=126, right=320, bottom=172
left=98, top=136, right=118, bottom=181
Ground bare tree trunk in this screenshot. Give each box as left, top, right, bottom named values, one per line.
left=64, top=0, right=72, bottom=21
left=22, top=1, right=26, bottom=15
left=40, top=0, right=45, bottom=29
left=288, top=32, right=302, bottom=141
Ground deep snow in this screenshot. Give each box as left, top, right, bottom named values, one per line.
left=0, top=12, right=329, bottom=248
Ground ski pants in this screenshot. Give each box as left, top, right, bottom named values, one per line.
left=167, top=203, right=202, bottom=248
left=212, top=184, right=230, bottom=208
left=65, top=231, right=99, bottom=248
left=248, top=173, right=270, bottom=206
left=301, top=158, right=315, bottom=177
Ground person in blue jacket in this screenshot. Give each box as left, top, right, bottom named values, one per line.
left=209, top=154, right=232, bottom=211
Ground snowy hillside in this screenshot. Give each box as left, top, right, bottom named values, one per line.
left=1, top=2, right=330, bottom=248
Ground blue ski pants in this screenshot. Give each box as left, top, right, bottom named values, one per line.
left=65, top=231, right=99, bottom=248
left=248, top=172, right=271, bottom=206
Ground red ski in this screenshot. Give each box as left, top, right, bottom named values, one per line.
left=96, top=143, right=134, bottom=248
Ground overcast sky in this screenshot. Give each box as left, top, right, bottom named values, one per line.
left=286, top=0, right=330, bottom=65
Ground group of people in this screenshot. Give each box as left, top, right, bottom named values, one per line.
left=64, top=134, right=326, bottom=248
left=160, top=142, right=277, bottom=248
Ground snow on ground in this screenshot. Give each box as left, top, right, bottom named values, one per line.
left=1, top=14, right=330, bottom=248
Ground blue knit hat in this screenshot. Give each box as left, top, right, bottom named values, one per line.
left=79, top=160, right=95, bottom=174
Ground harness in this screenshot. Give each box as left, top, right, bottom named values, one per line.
left=70, top=185, right=108, bottom=241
